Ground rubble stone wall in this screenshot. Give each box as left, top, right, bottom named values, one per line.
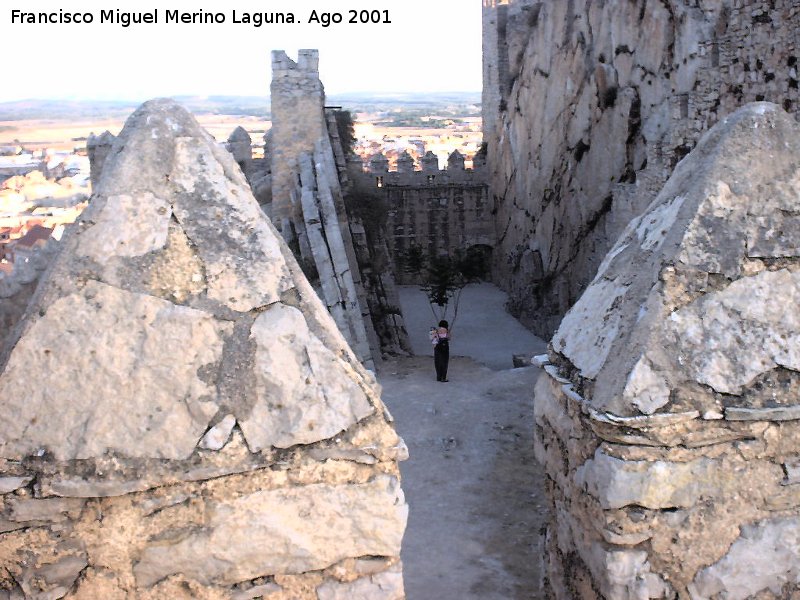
left=534, top=104, right=800, bottom=599
left=86, top=131, right=116, bottom=190
left=269, top=50, right=384, bottom=367
left=483, top=0, right=800, bottom=337
left=354, top=155, right=493, bottom=285
left=270, top=50, right=329, bottom=235
left=0, top=100, right=408, bottom=600
left=0, top=240, right=58, bottom=355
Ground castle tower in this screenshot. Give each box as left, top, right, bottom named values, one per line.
left=270, top=49, right=327, bottom=237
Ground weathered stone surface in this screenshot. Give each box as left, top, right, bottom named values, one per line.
left=668, top=269, right=800, bottom=395
left=535, top=103, right=800, bottom=599
left=199, top=414, right=236, bottom=451
left=0, top=477, right=31, bottom=494
left=241, top=303, right=374, bottom=450
left=551, top=104, right=800, bottom=418
left=5, top=497, right=85, bottom=523
left=575, top=449, right=780, bottom=510
left=133, top=476, right=407, bottom=586
left=0, top=98, right=407, bottom=596
left=551, top=278, right=629, bottom=380
left=785, top=460, right=800, bottom=486
left=171, top=135, right=293, bottom=313
left=231, top=582, right=282, bottom=599
left=0, top=280, right=226, bottom=460
left=484, top=0, right=800, bottom=337
left=690, top=518, right=800, bottom=600
left=76, top=193, right=170, bottom=261
left=18, top=554, right=88, bottom=600
left=586, top=545, right=669, bottom=600
left=726, top=405, right=800, bottom=422
left=316, top=566, right=404, bottom=600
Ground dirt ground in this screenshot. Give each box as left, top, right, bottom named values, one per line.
left=378, top=284, right=550, bottom=599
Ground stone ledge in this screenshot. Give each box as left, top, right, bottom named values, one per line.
left=725, top=405, right=800, bottom=422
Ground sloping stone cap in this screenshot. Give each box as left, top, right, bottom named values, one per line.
left=86, top=130, right=115, bottom=148
left=228, top=126, right=251, bottom=144
left=0, top=99, right=385, bottom=461
left=551, top=103, right=800, bottom=417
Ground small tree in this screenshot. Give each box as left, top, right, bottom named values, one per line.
left=420, top=248, right=488, bottom=329
left=422, top=255, right=464, bottom=321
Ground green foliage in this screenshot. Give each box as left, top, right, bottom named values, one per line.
left=344, top=177, right=390, bottom=272
left=453, top=245, right=491, bottom=282
left=417, top=245, right=491, bottom=324
left=422, top=255, right=465, bottom=308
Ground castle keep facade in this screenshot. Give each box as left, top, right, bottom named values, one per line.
left=355, top=150, right=492, bottom=284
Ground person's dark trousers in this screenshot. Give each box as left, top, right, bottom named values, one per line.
left=434, top=342, right=449, bottom=381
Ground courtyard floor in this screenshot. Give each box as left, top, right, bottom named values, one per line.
left=378, top=283, right=550, bottom=599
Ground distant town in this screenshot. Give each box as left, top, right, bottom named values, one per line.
left=0, top=93, right=482, bottom=276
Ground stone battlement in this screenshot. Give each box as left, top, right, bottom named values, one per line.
left=271, top=49, right=319, bottom=76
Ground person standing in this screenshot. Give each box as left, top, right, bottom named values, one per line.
left=430, top=319, right=450, bottom=382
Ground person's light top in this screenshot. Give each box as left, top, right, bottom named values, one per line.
left=430, top=327, right=450, bottom=345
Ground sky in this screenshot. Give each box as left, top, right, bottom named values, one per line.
left=0, top=0, right=483, bottom=102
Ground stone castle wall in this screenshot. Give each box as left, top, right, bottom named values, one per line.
left=483, top=0, right=800, bottom=337
left=534, top=104, right=800, bottom=599
left=270, top=50, right=329, bottom=235
left=268, top=50, right=377, bottom=368
left=355, top=154, right=493, bottom=284
left=0, top=100, right=408, bottom=600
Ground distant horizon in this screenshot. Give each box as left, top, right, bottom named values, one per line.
left=0, top=90, right=482, bottom=105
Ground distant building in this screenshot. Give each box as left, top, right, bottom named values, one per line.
left=0, top=154, right=44, bottom=183
left=3, top=224, right=52, bottom=265
left=0, top=146, right=22, bottom=157
left=353, top=148, right=492, bottom=284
